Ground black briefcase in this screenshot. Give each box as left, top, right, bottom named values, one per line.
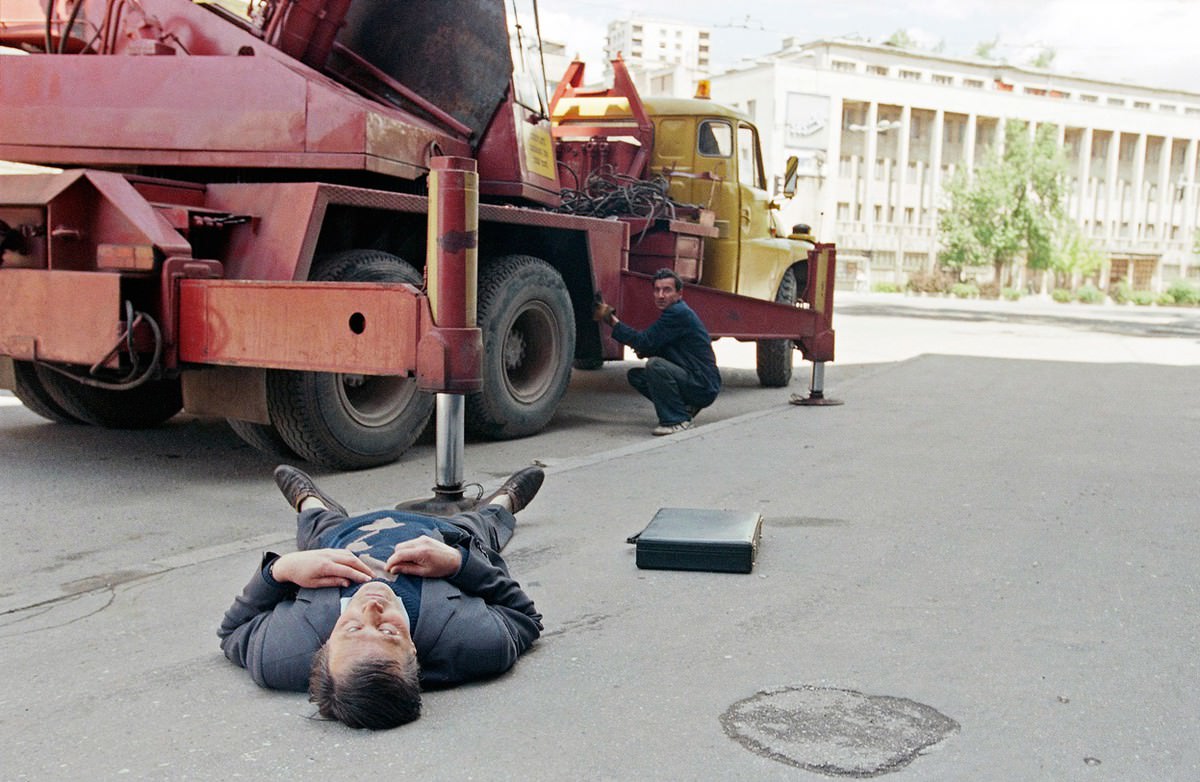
left=627, top=508, right=763, bottom=574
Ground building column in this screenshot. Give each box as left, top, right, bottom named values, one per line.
left=1183, top=138, right=1199, bottom=256
left=864, top=101, right=879, bottom=236
left=929, top=109, right=945, bottom=269
left=896, top=105, right=911, bottom=218
left=816, top=96, right=844, bottom=241
left=964, top=113, right=977, bottom=177
left=1076, top=127, right=1093, bottom=224
left=1156, top=136, right=1173, bottom=240
left=1105, top=131, right=1120, bottom=241
left=1131, top=133, right=1147, bottom=240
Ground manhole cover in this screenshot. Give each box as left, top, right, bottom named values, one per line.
left=721, top=685, right=959, bottom=777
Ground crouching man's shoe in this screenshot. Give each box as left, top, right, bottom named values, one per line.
left=652, top=420, right=693, bottom=436
left=480, top=466, right=545, bottom=513
left=273, top=464, right=348, bottom=516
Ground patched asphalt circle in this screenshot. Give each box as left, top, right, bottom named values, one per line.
left=721, top=685, right=959, bottom=777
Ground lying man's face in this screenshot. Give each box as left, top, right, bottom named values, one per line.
left=326, top=581, right=417, bottom=676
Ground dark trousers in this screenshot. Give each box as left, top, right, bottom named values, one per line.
left=627, top=357, right=711, bottom=425
left=296, top=505, right=518, bottom=568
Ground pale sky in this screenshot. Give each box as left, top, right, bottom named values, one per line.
left=538, top=0, right=1200, bottom=94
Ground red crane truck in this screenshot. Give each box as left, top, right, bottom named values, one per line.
left=0, top=0, right=835, bottom=470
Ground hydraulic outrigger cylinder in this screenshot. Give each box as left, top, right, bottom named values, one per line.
left=398, top=156, right=483, bottom=513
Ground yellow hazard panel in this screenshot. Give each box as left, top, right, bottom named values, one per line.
left=524, top=124, right=556, bottom=180
left=551, top=97, right=633, bottom=120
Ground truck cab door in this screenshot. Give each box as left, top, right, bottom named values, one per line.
left=735, top=122, right=771, bottom=291
left=692, top=118, right=739, bottom=292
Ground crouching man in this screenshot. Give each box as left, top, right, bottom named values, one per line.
left=218, top=465, right=545, bottom=730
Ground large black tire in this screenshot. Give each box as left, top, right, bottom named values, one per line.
left=10, top=360, right=83, bottom=424
left=226, top=418, right=298, bottom=460
left=266, top=250, right=434, bottom=470
left=466, top=255, right=574, bottom=439
left=756, top=266, right=799, bottom=388
left=34, top=364, right=182, bottom=428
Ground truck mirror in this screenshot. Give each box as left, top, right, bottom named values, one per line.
left=782, top=156, right=799, bottom=198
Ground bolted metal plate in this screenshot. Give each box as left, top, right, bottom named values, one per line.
left=721, top=685, right=958, bottom=777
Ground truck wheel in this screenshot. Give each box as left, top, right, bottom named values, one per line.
left=10, top=360, right=83, bottom=424
left=467, top=255, right=574, bottom=439
left=226, top=419, right=298, bottom=460
left=266, top=250, right=434, bottom=470
left=33, top=365, right=182, bottom=428
left=756, top=266, right=799, bottom=388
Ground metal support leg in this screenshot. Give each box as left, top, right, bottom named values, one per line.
left=434, top=393, right=464, bottom=497
left=395, top=393, right=476, bottom=515
left=789, top=361, right=844, bottom=406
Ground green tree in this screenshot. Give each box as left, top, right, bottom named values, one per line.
left=1049, top=222, right=1104, bottom=289
left=975, top=38, right=1000, bottom=60
left=1030, top=47, right=1056, bottom=68
left=885, top=29, right=917, bottom=49
left=938, top=120, right=1069, bottom=286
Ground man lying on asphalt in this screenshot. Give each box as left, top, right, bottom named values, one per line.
left=218, top=464, right=544, bottom=730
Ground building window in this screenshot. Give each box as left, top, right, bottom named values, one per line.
left=1024, top=87, right=1046, bottom=96
left=932, top=74, right=953, bottom=85
left=873, top=251, right=896, bottom=268
left=867, top=65, right=888, bottom=76
left=831, top=60, right=857, bottom=72
left=963, top=78, right=984, bottom=89
left=899, top=69, right=922, bottom=81
left=837, top=202, right=850, bottom=221
left=1186, top=107, right=1200, bottom=116
left=1160, top=103, right=1177, bottom=112
left=745, top=99, right=756, bottom=121
left=903, top=252, right=925, bottom=269
left=1080, top=94, right=1098, bottom=103
left=1134, top=101, right=1150, bottom=109
left=1107, top=97, right=1125, bottom=106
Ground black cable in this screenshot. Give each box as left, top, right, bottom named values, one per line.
left=35, top=302, right=165, bottom=390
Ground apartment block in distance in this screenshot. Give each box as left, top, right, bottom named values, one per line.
left=604, top=17, right=711, bottom=98
left=711, top=37, right=1200, bottom=292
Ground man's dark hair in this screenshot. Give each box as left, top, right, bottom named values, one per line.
left=308, top=644, right=422, bottom=729
left=653, top=268, right=683, bottom=291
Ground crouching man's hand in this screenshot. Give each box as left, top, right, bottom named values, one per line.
left=592, top=300, right=616, bottom=326
left=387, top=536, right=463, bottom=578
left=271, top=549, right=374, bottom=588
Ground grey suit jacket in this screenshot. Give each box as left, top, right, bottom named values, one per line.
left=218, top=527, right=542, bottom=691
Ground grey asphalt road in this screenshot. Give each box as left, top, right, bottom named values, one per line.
left=1, top=293, right=1197, bottom=781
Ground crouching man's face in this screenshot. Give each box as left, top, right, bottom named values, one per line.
left=309, top=581, right=422, bottom=730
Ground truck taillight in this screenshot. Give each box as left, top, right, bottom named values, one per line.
left=97, top=243, right=156, bottom=270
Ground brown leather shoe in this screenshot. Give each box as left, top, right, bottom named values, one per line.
left=273, top=465, right=348, bottom=516
left=479, top=466, right=545, bottom=513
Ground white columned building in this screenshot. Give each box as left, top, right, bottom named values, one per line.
left=710, top=38, right=1200, bottom=292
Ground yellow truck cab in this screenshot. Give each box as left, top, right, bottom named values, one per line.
left=643, top=97, right=812, bottom=305
left=550, top=59, right=828, bottom=387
